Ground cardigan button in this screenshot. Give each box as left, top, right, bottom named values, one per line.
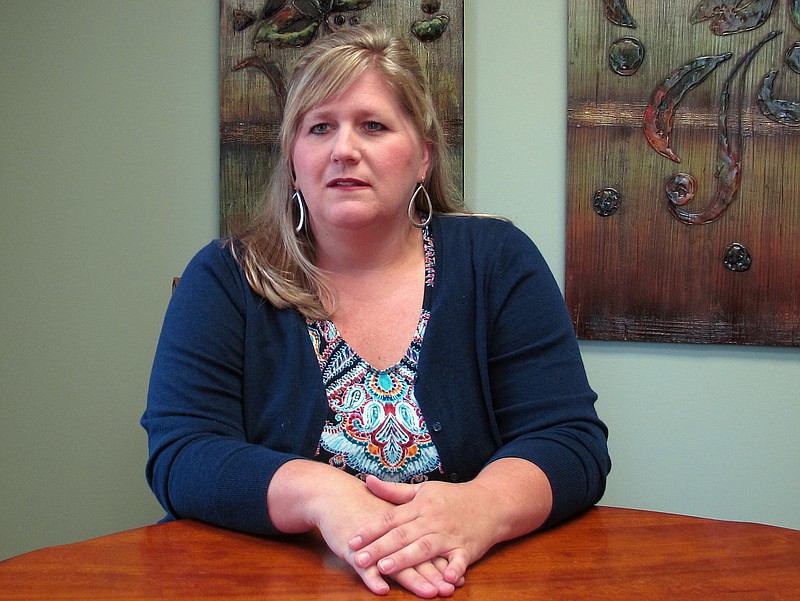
left=448, top=472, right=459, bottom=482
left=431, top=421, right=442, bottom=432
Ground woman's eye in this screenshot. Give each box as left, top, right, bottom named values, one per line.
left=364, top=121, right=386, bottom=132
left=310, top=123, right=329, bottom=135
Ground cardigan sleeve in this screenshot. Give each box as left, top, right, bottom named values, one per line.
left=483, top=222, right=610, bottom=527
left=141, top=241, right=304, bottom=535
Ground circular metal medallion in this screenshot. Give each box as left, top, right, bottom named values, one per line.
left=609, top=37, right=645, bottom=76
left=723, top=243, right=752, bottom=272
left=593, top=188, right=622, bottom=217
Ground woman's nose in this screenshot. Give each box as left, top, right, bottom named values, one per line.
left=331, top=128, right=360, bottom=163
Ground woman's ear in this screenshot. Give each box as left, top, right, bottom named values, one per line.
left=419, top=141, right=433, bottom=182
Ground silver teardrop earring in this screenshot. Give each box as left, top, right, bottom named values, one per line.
left=407, top=181, right=433, bottom=228
left=293, top=189, right=306, bottom=233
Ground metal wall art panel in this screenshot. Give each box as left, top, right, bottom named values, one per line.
left=219, top=0, right=464, bottom=234
left=566, top=0, right=800, bottom=346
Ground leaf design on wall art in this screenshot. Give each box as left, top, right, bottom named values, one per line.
left=233, top=0, right=375, bottom=48
left=666, top=31, right=781, bottom=225
left=643, top=53, right=732, bottom=163
left=690, top=0, right=777, bottom=36
left=601, top=0, right=637, bottom=28
left=757, top=70, right=800, bottom=126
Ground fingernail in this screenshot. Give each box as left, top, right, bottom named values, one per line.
left=378, top=557, right=395, bottom=573
left=355, top=552, right=370, bottom=567
left=421, top=583, right=438, bottom=595
left=439, top=582, right=455, bottom=595
left=444, top=568, right=459, bottom=584
left=349, top=535, right=363, bottom=549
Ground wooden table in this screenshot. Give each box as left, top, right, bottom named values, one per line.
left=1, top=507, right=798, bottom=599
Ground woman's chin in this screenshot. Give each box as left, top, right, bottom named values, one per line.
left=316, top=207, right=404, bottom=232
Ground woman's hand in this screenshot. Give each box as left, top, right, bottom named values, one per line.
left=267, top=460, right=461, bottom=597
left=314, top=483, right=460, bottom=598
left=347, top=476, right=498, bottom=585
left=347, top=459, right=554, bottom=585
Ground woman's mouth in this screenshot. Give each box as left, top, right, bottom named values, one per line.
left=328, top=178, right=368, bottom=188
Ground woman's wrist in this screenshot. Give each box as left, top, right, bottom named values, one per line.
left=267, top=459, right=356, bottom=533
left=470, top=458, right=553, bottom=543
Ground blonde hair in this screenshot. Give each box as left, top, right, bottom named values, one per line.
left=231, top=25, right=465, bottom=319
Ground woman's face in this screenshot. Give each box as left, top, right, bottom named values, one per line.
left=292, top=68, right=431, bottom=235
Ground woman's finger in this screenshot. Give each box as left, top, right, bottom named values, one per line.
left=443, top=549, right=470, bottom=585
left=364, top=474, right=418, bottom=504
left=411, top=559, right=457, bottom=597
left=374, top=532, right=443, bottom=575
left=433, top=557, right=466, bottom=587
left=353, top=520, right=436, bottom=571
left=355, top=565, right=391, bottom=596
left=349, top=501, right=419, bottom=554
left=391, top=564, right=449, bottom=599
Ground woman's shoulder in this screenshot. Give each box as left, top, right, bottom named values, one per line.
left=436, top=212, right=510, bottom=232
left=433, top=214, right=551, bottom=287
left=177, top=238, right=246, bottom=291
left=434, top=213, right=535, bottom=251
left=185, top=238, right=237, bottom=269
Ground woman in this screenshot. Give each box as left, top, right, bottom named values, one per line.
left=143, top=25, right=610, bottom=598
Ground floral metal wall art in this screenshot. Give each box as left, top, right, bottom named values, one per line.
left=566, top=0, right=800, bottom=346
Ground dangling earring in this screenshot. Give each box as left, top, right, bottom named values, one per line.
left=407, top=182, right=433, bottom=228
left=293, top=189, right=306, bottom=233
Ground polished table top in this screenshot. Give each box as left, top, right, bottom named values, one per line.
left=1, top=506, right=798, bottom=599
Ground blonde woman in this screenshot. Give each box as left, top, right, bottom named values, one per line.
left=143, top=25, right=610, bottom=598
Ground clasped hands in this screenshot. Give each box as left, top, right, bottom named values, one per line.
left=274, top=457, right=548, bottom=597
left=323, top=475, right=499, bottom=598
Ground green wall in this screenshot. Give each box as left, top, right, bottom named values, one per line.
left=1, top=1, right=797, bottom=560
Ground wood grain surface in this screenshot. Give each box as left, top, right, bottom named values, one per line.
left=2, top=506, right=798, bottom=599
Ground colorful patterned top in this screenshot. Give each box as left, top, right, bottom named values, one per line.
left=306, top=227, right=444, bottom=483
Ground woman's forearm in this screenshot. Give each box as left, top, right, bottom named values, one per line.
left=467, top=457, right=553, bottom=544
left=266, top=458, right=359, bottom=533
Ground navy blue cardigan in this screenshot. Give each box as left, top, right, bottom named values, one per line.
left=142, top=215, right=610, bottom=535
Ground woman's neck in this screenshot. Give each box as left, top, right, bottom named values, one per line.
left=313, top=220, right=423, bottom=276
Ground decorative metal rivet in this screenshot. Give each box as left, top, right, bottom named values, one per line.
left=593, top=188, right=622, bottom=216
left=609, top=37, right=645, bottom=76
left=723, top=243, right=752, bottom=272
